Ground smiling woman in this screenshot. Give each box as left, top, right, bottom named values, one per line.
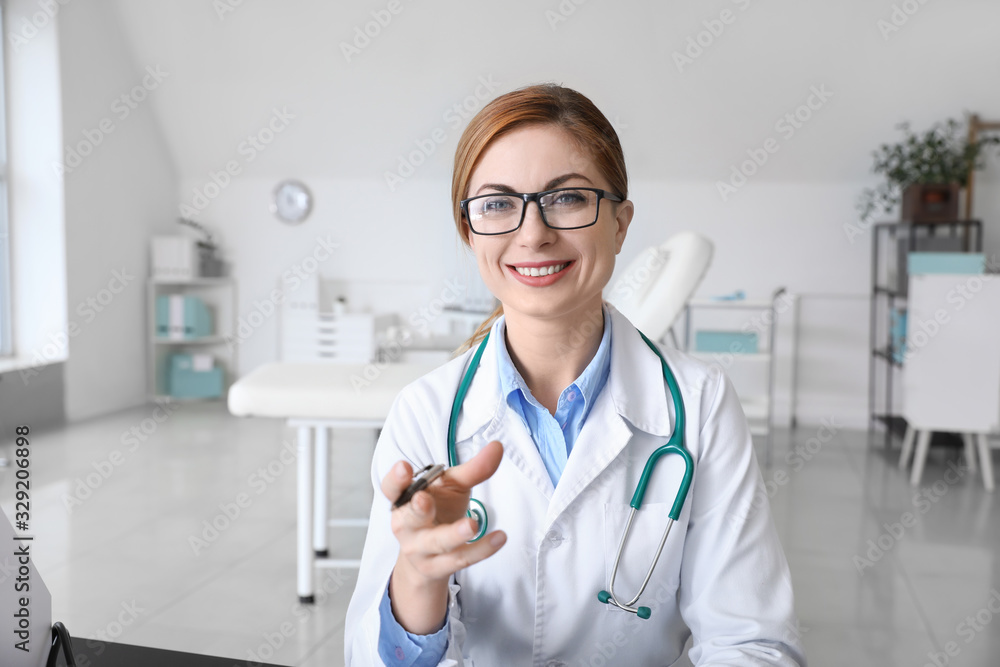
left=345, top=83, right=806, bottom=667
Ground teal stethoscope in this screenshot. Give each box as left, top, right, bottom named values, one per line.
left=446, top=325, right=694, bottom=619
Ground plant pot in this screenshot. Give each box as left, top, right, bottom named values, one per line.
left=900, top=183, right=961, bottom=222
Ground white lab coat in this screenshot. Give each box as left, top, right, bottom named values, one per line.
left=345, top=302, right=805, bottom=667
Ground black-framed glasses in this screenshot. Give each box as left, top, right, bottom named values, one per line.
left=461, top=187, right=624, bottom=235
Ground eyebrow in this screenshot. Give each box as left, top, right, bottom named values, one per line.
left=474, top=173, right=594, bottom=196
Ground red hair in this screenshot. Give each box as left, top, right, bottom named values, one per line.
left=451, top=83, right=628, bottom=354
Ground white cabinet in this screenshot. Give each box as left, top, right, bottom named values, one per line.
left=146, top=277, right=237, bottom=402
left=278, top=274, right=393, bottom=363
left=902, top=274, right=1000, bottom=434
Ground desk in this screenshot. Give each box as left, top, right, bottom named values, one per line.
left=228, top=361, right=439, bottom=601
left=58, top=638, right=285, bottom=666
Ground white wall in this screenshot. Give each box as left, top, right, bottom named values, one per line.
left=17, top=0, right=999, bottom=428
left=57, top=0, right=178, bottom=421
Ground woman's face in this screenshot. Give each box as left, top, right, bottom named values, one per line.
left=466, top=124, right=634, bottom=324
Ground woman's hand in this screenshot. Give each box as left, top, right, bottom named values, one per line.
left=380, top=440, right=507, bottom=634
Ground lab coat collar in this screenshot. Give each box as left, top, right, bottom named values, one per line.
left=453, top=301, right=674, bottom=444
left=605, top=301, right=675, bottom=438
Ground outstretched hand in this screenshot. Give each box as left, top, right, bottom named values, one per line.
left=381, top=440, right=506, bottom=584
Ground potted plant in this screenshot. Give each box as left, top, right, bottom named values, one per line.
left=857, top=115, right=1000, bottom=223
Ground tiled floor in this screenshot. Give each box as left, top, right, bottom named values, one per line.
left=2, top=401, right=998, bottom=666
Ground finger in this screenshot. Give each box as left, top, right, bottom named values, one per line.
left=406, top=514, right=480, bottom=556
left=380, top=460, right=413, bottom=503
left=444, top=440, right=504, bottom=490
left=391, top=489, right=438, bottom=536
left=422, top=530, right=508, bottom=580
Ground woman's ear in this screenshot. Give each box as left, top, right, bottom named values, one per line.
left=613, top=200, right=635, bottom=254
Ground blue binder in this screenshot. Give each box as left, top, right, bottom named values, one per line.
left=156, top=295, right=213, bottom=338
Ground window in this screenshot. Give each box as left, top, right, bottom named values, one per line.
left=0, top=0, right=11, bottom=357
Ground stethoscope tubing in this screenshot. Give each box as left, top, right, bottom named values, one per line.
left=447, top=321, right=695, bottom=618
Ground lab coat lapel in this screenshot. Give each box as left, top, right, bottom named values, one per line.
left=453, top=322, right=556, bottom=499
left=546, top=303, right=674, bottom=524
left=545, top=382, right=631, bottom=523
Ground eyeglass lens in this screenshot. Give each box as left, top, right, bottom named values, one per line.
left=467, top=189, right=602, bottom=234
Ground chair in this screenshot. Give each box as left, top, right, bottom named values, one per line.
left=605, top=231, right=715, bottom=346
left=898, top=273, right=999, bottom=491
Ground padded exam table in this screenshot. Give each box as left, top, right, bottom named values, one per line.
left=228, top=361, right=439, bottom=602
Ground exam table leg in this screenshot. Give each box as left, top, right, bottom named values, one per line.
left=298, top=425, right=315, bottom=603
left=909, top=429, right=932, bottom=487
left=898, top=425, right=916, bottom=470
left=314, top=426, right=330, bottom=557
left=976, top=433, right=994, bottom=492
left=961, top=433, right=978, bottom=474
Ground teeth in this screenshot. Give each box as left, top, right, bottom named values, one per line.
left=515, top=263, right=567, bottom=277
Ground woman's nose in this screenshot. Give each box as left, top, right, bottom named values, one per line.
left=516, top=200, right=557, bottom=245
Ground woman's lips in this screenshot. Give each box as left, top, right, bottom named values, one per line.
left=506, top=260, right=574, bottom=286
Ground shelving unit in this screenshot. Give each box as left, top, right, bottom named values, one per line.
left=682, top=288, right=785, bottom=466
left=146, top=277, right=237, bottom=402
left=868, top=220, right=982, bottom=449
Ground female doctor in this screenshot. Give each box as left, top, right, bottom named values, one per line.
left=345, top=84, right=806, bottom=667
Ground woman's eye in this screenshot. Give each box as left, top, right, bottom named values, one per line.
left=481, top=197, right=516, bottom=214
left=550, top=191, right=587, bottom=207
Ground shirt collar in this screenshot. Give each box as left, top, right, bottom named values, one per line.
left=495, top=303, right=612, bottom=412
left=452, top=301, right=673, bottom=443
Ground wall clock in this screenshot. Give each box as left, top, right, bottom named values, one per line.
left=271, top=180, right=313, bottom=224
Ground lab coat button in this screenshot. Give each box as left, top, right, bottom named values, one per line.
left=545, top=530, right=563, bottom=546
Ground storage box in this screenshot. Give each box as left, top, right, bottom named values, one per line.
left=908, top=252, right=985, bottom=275
left=152, top=236, right=198, bottom=280
left=168, top=353, right=223, bottom=398
left=694, top=330, right=759, bottom=354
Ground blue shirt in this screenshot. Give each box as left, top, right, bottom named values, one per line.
left=377, top=304, right=613, bottom=665
left=496, top=303, right=613, bottom=486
